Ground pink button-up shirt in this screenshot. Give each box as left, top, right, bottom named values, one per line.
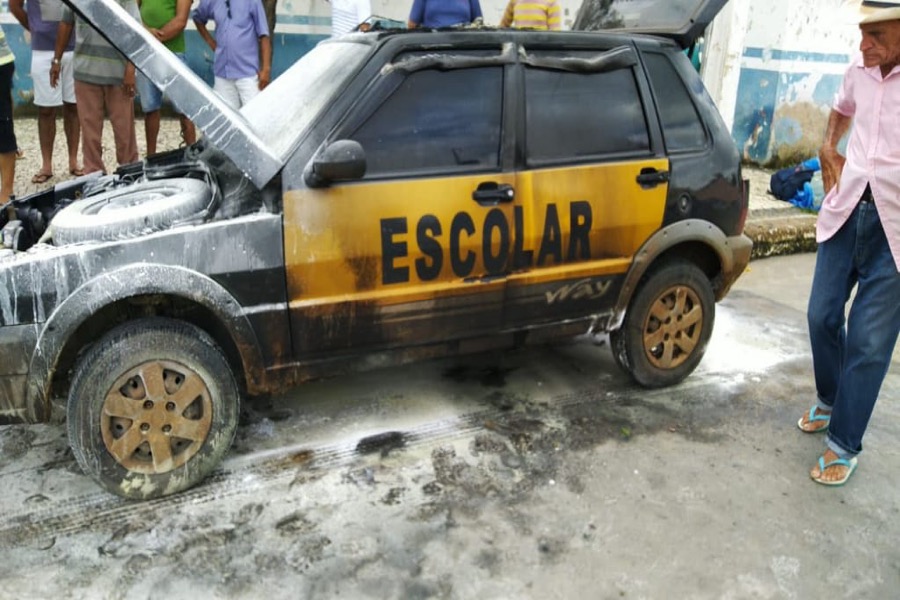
left=817, top=53, right=900, bottom=271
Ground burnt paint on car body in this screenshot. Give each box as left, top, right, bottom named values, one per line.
left=0, top=215, right=291, bottom=421
left=0, top=13, right=751, bottom=428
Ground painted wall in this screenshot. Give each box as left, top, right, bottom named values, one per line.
left=704, top=0, right=859, bottom=166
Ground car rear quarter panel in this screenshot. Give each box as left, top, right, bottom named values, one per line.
left=0, top=214, right=290, bottom=423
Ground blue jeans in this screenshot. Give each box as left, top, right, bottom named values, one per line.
left=808, top=198, right=900, bottom=457
left=137, top=53, right=188, bottom=113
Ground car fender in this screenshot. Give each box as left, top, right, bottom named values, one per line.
left=611, top=219, right=741, bottom=329
left=25, top=263, right=267, bottom=422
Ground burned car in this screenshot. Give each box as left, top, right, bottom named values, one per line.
left=0, top=0, right=750, bottom=499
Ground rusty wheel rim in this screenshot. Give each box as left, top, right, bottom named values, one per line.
left=100, top=360, right=213, bottom=474
left=641, top=284, right=703, bottom=370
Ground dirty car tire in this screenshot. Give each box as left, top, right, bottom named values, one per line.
left=610, top=260, right=714, bottom=388
left=51, top=178, right=211, bottom=245
left=67, top=317, right=240, bottom=499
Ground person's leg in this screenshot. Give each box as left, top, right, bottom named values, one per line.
left=31, top=50, right=62, bottom=180
left=63, top=102, right=81, bottom=174
left=75, top=80, right=107, bottom=174
left=214, top=77, right=241, bottom=109
left=811, top=200, right=900, bottom=483
left=36, top=106, right=57, bottom=180
left=104, top=84, right=139, bottom=167
left=136, top=71, right=162, bottom=156
left=806, top=209, right=858, bottom=415
left=828, top=202, right=900, bottom=453
left=0, top=151, right=14, bottom=206
left=0, top=61, right=17, bottom=205
left=60, top=52, right=81, bottom=175
left=144, top=110, right=161, bottom=156
left=235, top=75, right=260, bottom=107
left=173, top=53, right=197, bottom=146
left=179, top=114, right=196, bottom=146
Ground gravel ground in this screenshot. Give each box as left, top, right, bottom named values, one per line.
left=10, top=115, right=184, bottom=200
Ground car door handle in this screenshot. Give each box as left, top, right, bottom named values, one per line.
left=636, top=168, right=670, bottom=188
left=472, top=182, right=515, bottom=205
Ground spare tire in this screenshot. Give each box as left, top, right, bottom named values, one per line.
left=51, top=178, right=211, bottom=246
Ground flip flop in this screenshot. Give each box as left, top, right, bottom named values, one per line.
left=31, top=172, right=53, bottom=184
left=797, top=405, right=830, bottom=433
left=811, top=455, right=858, bottom=486
left=69, top=168, right=85, bottom=177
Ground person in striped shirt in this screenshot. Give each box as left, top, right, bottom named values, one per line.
left=51, top=0, right=140, bottom=175
left=499, top=0, right=561, bottom=31
left=330, top=0, right=371, bottom=37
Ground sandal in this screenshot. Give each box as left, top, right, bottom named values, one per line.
left=31, top=172, right=53, bottom=184
left=811, top=454, right=857, bottom=486
left=69, top=167, right=85, bottom=177
left=797, top=406, right=830, bottom=433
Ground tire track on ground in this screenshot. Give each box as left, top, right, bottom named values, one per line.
left=0, top=375, right=733, bottom=545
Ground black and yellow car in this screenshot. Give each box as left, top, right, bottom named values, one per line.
left=0, top=0, right=750, bottom=498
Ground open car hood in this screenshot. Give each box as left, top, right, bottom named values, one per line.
left=573, top=0, right=729, bottom=49
left=63, top=0, right=284, bottom=188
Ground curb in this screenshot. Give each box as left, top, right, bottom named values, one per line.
left=745, top=214, right=818, bottom=260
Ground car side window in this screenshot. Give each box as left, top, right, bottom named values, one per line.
left=524, top=61, right=650, bottom=166
left=642, top=52, right=707, bottom=151
left=349, top=67, right=503, bottom=179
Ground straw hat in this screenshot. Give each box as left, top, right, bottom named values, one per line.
left=852, top=0, right=900, bottom=24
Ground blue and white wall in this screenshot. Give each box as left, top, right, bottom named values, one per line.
left=703, top=0, right=859, bottom=165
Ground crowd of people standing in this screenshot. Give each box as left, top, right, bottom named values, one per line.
left=0, top=0, right=274, bottom=207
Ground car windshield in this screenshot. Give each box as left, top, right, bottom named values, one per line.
left=576, top=0, right=709, bottom=31
left=242, top=40, right=372, bottom=160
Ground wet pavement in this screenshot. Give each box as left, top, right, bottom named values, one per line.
left=1, top=253, right=898, bottom=598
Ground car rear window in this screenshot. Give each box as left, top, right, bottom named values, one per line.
left=524, top=61, right=651, bottom=165
left=642, top=52, right=707, bottom=151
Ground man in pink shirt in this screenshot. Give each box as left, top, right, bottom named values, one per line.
left=798, top=0, right=900, bottom=486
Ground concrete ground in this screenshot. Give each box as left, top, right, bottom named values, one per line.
left=2, top=253, right=899, bottom=599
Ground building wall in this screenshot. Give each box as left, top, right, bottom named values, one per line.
left=705, top=0, right=859, bottom=166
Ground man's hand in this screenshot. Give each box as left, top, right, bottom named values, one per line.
left=123, top=65, right=136, bottom=97
left=49, top=61, right=61, bottom=88
left=258, top=35, right=272, bottom=90
left=819, top=146, right=846, bottom=195
left=819, top=109, right=852, bottom=195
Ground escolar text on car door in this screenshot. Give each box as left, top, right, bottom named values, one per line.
left=282, top=47, right=518, bottom=358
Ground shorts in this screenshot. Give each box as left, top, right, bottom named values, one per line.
left=0, top=61, right=16, bottom=154
left=137, top=52, right=188, bottom=113
left=213, top=75, right=259, bottom=109
left=32, top=50, right=76, bottom=106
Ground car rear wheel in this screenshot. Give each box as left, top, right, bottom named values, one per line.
left=610, top=260, right=714, bottom=388
left=67, top=317, right=240, bottom=499
left=51, top=178, right=211, bottom=245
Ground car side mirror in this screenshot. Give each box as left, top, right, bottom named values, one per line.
left=304, top=140, right=367, bottom=188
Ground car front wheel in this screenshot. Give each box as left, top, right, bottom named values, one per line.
left=610, top=260, right=715, bottom=388
left=67, top=317, right=240, bottom=499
